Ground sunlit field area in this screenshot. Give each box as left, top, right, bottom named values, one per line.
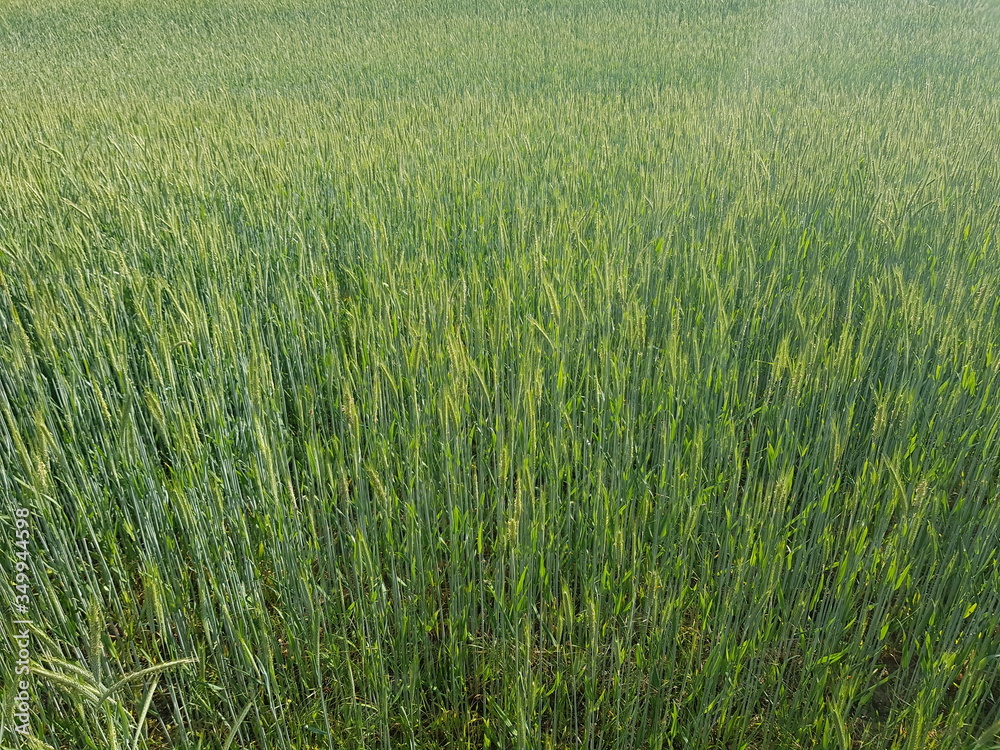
left=2, top=0, right=1000, bottom=747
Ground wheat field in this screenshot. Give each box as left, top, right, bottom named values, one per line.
left=2, top=0, right=1000, bottom=748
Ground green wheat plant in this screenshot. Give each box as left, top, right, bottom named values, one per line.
left=27, top=602, right=197, bottom=750
left=1, top=0, right=999, bottom=747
